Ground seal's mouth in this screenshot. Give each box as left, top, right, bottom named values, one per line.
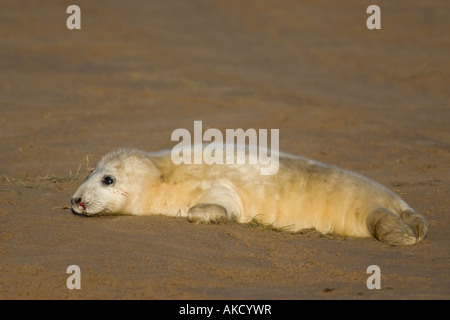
left=78, top=202, right=86, bottom=211
left=71, top=198, right=90, bottom=215
left=71, top=204, right=96, bottom=216
left=71, top=203, right=86, bottom=215
left=71, top=196, right=89, bottom=215
left=70, top=198, right=112, bottom=216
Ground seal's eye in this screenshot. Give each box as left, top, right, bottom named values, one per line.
left=102, top=175, right=115, bottom=186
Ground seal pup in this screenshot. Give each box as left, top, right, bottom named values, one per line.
left=71, top=146, right=428, bottom=245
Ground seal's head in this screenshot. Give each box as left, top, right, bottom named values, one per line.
left=71, top=148, right=158, bottom=216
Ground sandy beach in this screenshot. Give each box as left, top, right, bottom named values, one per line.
left=0, top=0, right=449, bottom=299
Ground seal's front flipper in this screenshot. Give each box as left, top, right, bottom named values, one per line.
left=187, top=184, right=242, bottom=224
left=187, top=203, right=229, bottom=224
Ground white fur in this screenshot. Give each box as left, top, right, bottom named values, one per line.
left=71, top=147, right=428, bottom=245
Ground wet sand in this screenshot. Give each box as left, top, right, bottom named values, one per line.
left=0, top=0, right=449, bottom=299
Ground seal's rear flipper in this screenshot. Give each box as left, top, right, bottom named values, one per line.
left=400, top=209, right=428, bottom=242
left=366, top=208, right=418, bottom=245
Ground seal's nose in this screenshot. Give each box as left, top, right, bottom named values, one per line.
left=71, top=197, right=82, bottom=207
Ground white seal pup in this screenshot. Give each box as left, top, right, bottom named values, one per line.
left=71, top=146, right=428, bottom=245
